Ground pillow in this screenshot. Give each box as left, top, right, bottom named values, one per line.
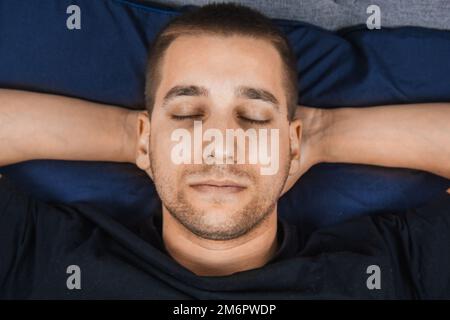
left=0, top=0, right=449, bottom=232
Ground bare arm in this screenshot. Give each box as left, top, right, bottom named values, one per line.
left=0, top=89, right=138, bottom=167
left=320, top=103, right=450, bottom=179
left=285, top=103, right=450, bottom=193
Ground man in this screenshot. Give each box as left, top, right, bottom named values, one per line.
left=0, top=3, right=449, bottom=299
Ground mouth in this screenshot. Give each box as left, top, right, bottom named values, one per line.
left=189, top=179, right=247, bottom=193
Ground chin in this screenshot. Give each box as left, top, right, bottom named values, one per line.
left=190, top=222, right=249, bottom=241
left=179, top=206, right=261, bottom=241
left=207, top=210, right=238, bottom=223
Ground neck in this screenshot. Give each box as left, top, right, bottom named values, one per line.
left=162, top=207, right=279, bottom=276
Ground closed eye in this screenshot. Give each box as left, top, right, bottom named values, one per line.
left=171, top=114, right=203, bottom=121
left=238, top=116, right=271, bottom=125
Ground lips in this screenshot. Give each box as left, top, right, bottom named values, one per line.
left=189, top=179, right=247, bottom=193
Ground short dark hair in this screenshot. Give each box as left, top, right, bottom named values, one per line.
left=145, top=3, right=298, bottom=120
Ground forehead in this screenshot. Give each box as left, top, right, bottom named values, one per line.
left=156, top=34, right=286, bottom=105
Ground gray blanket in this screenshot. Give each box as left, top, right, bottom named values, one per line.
left=149, top=0, right=450, bottom=30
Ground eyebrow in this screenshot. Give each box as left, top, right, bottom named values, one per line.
left=235, top=86, right=279, bottom=110
left=162, top=85, right=209, bottom=108
left=161, top=85, right=280, bottom=111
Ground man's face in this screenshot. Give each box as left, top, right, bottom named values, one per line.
left=146, top=34, right=298, bottom=240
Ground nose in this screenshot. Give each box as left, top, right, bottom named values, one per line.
left=201, top=116, right=238, bottom=165
left=204, top=141, right=235, bottom=164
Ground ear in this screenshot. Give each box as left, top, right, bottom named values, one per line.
left=288, top=118, right=302, bottom=177
left=135, top=111, right=152, bottom=177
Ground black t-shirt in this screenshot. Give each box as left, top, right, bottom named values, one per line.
left=1, top=175, right=449, bottom=299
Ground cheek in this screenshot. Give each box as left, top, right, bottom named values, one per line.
left=150, top=130, right=181, bottom=180
left=259, top=166, right=289, bottom=190
left=151, top=121, right=178, bottom=159
left=254, top=131, right=291, bottom=177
